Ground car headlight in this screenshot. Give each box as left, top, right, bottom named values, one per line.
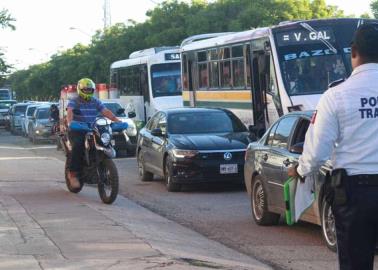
left=172, top=149, right=199, bottom=159
left=101, top=133, right=111, bottom=145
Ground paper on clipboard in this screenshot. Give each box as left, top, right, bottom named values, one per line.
left=294, top=174, right=315, bottom=222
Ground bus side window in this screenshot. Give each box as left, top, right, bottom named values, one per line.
left=209, top=49, right=219, bottom=89
left=220, top=47, right=231, bottom=88
left=232, top=45, right=244, bottom=88
left=197, top=51, right=208, bottom=89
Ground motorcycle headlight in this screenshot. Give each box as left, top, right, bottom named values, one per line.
left=172, top=149, right=199, bottom=159
left=100, top=133, right=111, bottom=145
left=126, top=125, right=137, bottom=137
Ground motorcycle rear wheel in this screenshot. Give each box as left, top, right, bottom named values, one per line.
left=97, top=159, right=119, bottom=204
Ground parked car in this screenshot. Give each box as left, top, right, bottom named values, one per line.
left=9, top=103, right=31, bottom=135
left=137, top=108, right=251, bottom=191
left=244, top=111, right=336, bottom=251
left=22, top=104, right=41, bottom=136
left=0, top=100, right=16, bottom=127
left=101, top=101, right=137, bottom=156
left=28, top=105, right=54, bottom=144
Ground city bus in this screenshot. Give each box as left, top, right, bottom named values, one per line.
left=181, top=18, right=377, bottom=136
left=0, top=88, right=13, bottom=100
left=110, top=46, right=182, bottom=128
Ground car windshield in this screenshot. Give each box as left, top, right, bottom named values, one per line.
left=14, top=105, right=28, bottom=115
left=168, top=111, right=247, bottom=134
left=151, top=63, right=182, bottom=97
left=36, top=109, right=49, bottom=119
left=0, top=101, right=16, bottom=110
left=102, top=103, right=125, bottom=117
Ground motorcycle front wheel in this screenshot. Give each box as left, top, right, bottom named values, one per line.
left=97, top=159, right=119, bottom=204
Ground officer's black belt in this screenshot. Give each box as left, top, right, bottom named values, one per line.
left=348, top=174, right=378, bottom=186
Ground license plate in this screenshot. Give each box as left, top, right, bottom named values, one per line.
left=111, top=139, right=115, bottom=145
left=220, top=164, right=238, bottom=174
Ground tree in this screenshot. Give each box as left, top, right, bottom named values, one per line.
left=0, top=9, right=15, bottom=85
left=371, top=0, right=378, bottom=19
left=7, top=0, right=346, bottom=99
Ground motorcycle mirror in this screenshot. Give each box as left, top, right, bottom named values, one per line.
left=128, top=111, right=136, bottom=118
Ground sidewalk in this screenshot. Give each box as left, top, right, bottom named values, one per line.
left=0, top=155, right=272, bottom=270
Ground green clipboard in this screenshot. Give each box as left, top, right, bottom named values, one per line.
left=283, top=177, right=297, bottom=225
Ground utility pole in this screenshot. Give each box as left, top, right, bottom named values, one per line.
left=103, top=0, right=111, bottom=31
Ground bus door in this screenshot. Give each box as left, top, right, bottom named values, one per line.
left=251, top=49, right=269, bottom=138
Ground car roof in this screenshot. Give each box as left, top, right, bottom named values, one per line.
left=0, top=100, right=16, bottom=103
left=36, top=105, right=51, bottom=110
left=285, top=110, right=314, bottom=119
left=161, top=107, right=232, bottom=115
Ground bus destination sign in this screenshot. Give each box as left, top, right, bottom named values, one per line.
left=276, top=28, right=335, bottom=46
left=165, top=53, right=181, bottom=61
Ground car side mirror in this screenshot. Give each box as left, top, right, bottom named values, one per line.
left=116, top=108, right=125, bottom=115
left=290, top=143, right=303, bottom=154
left=151, top=128, right=163, bottom=137
left=128, top=111, right=136, bottom=118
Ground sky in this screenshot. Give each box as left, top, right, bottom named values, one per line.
left=0, top=0, right=374, bottom=71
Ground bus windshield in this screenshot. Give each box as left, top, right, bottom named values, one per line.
left=151, top=63, right=182, bottom=97
left=0, top=90, right=11, bottom=100
left=274, top=22, right=356, bottom=96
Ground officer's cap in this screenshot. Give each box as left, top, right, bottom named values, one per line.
left=351, top=23, right=378, bottom=59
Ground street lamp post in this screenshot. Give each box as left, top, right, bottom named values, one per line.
left=69, top=27, right=92, bottom=37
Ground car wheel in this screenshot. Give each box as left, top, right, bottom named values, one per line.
left=251, top=175, right=280, bottom=225
left=137, top=151, right=153, bottom=181
left=164, top=156, right=180, bottom=192
left=321, top=198, right=337, bottom=252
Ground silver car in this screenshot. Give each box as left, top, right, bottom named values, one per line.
left=244, top=111, right=336, bottom=251
left=28, top=105, right=54, bottom=144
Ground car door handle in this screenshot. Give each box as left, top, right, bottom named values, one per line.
left=262, top=154, right=268, bottom=161
left=283, top=159, right=292, bottom=167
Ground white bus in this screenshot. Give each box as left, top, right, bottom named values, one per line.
left=0, top=88, right=13, bottom=100
left=110, top=47, right=182, bottom=128
left=181, top=18, right=378, bottom=137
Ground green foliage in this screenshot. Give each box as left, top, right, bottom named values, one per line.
left=371, top=0, right=378, bottom=19
left=7, top=0, right=346, bottom=100
left=0, top=9, right=15, bottom=85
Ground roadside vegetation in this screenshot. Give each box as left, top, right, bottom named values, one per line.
left=2, top=0, right=377, bottom=100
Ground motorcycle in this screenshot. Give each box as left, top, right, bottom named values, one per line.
left=62, top=118, right=128, bottom=204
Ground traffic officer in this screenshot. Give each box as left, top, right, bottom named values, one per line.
left=288, top=23, right=378, bottom=270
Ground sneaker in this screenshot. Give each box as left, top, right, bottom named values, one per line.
left=68, top=171, right=81, bottom=189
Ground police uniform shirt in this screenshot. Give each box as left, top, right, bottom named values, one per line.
left=297, top=63, right=378, bottom=177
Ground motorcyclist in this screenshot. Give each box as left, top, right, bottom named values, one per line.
left=66, top=78, right=120, bottom=189
left=49, top=103, right=59, bottom=133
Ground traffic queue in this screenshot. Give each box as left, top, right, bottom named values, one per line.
left=4, top=19, right=378, bottom=270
